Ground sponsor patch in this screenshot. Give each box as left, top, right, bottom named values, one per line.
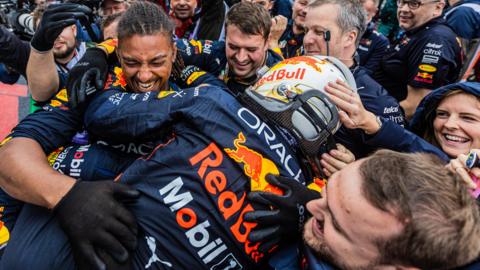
left=421, top=55, right=440, bottom=64
left=419, top=64, right=437, bottom=72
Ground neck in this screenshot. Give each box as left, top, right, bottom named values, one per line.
left=292, top=23, right=304, bottom=35
left=338, top=48, right=356, bottom=68
left=55, top=52, right=75, bottom=65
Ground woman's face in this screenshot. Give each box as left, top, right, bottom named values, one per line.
left=433, top=93, right=480, bottom=157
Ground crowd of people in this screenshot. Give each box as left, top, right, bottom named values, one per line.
left=0, top=0, right=479, bottom=269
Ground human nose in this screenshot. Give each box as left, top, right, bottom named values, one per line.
left=303, top=30, right=314, bottom=46
left=136, top=65, right=153, bottom=82
left=235, top=49, right=248, bottom=63
left=444, top=115, right=459, bottom=130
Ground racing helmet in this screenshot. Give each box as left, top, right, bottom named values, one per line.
left=242, top=55, right=357, bottom=159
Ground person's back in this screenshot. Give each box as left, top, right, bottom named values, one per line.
left=1, top=55, right=356, bottom=269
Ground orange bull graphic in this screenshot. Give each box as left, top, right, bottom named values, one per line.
left=225, top=132, right=283, bottom=195
left=279, top=56, right=325, bottom=72
left=416, top=72, right=433, bottom=79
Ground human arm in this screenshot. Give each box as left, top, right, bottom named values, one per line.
left=27, top=3, right=91, bottom=102
left=0, top=137, right=75, bottom=208
left=325, top=80, right=449, bottom=161
left=400, top=85, right=430, bottom=120
left=0, top=102, right=139, bottom=269
left=0, top=25, right=30, bottom=76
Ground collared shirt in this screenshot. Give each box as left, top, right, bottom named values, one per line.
left=373, top=17, right=462, bottom=101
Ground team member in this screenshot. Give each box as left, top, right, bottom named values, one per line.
left=176, top=2, right=283, bottom=94
left=27, top=3, right=92, bottom=104
left=100, top=0, right=129, bottom=17
left=373, top=0, right=462, bottom=119
left=246, top=150, right=480, bottom=269
left=302, top=0, right=405, bottom=158
left=357, top=0, right=390, bottom=75
left=0, top=2, right=353, bottom=269
left=444, top=0, right=480, bottom=40
left=69, top=2, right=283, bottom=101
left=270, top=0, right=309, bottom=59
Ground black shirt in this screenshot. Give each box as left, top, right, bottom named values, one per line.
left=373, top=17, right=462, bottom=101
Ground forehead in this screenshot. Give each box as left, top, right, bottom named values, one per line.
left=305, top=4, right=340, bottom=28
left=118, top=34, right=173, bottom=58
left=329, top=161, right=404, bottom=245
left=438, top=92, right=480, bottom=111
left=226, top=25, right=267, bottom=46
left=171, top=0, right=197, bottom=4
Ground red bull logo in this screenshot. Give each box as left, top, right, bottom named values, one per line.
left=416, top=72, right=433, bottom=79
left=112, top=67, right=127, bottom=89
left=255, top=68, right=306, bottom=89
left=224, top=132, right=283, bottom=195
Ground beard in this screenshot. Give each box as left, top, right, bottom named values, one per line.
left=53, top=42, right=76, bottom=60
left=303, top=219, right=379, bottom=270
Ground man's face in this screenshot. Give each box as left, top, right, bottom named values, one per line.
left=303, top=161, right=404, bottom=270
left=225, top=24, right=268, bottom=79
left=170, top=0, right=198, bottom=20
left=303, top=4, right=351, bottom=58
left=397, top=0, right=444, bottom=31
left=292, top=0, right=309, bottom=29
left=117, top=33, right=176, bottom=93
left=103, top=20, right=119, bottom=40
left=361, top=0, right=378, bottom=22
left=241, top=0, right=273, bottom=11
left=53, top=24, right=77, bottom=60
left=102, top=0, right=128, bottom=16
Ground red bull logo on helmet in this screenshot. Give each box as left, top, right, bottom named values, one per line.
left=253, top=56, right=348, bottom=103
left=225, top=132, right=283, bottom=195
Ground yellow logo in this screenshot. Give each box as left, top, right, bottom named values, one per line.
left=419, top=64, right=437, bottom=73
left=186, top=71, right=206, bottom=85
left=157, top=90, right=176, bottom=99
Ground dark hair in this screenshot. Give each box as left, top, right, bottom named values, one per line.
left=101, top=11, right=123, bottom=31
left=225, top=1, right=271, bottom=40
left=360, top=150, right=480, bottom=269
left=117, top=1, right=174, bottom=42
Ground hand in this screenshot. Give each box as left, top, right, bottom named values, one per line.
left=244, top=174, right=320, bottom=253
left=54, top=180, right=140, bottom=270
left=324, top=80, right=380, bottom=134
left=31, top=3, right=91, bottom=52
left=446, top=150, right=480, bottom=189
left=67, top=47, right=108, bottom=108
left=269, top=15, right=288, bottom=49
left=320, top=143, right=355, bottom=177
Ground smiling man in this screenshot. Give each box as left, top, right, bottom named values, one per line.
left=303, top=150, right=480, bottom=269
left=175, top=1, right=283, bottom=94
left=373, top=0, right=462, bottom=120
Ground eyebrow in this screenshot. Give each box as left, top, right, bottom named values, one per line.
left=121, top=54, right=168, bottom=62
left=326, top=184, right=352, bottom=241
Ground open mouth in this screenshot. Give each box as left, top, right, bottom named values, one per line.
left=443, top=134, right=469, bottom=143
left=134, top=81, right=156, bottom=92
left=312, top=218, right=324, bottom=238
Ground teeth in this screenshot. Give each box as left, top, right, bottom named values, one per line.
left=139, top=83, right=153, bottom=89
left=445, top=134, right=469, bottom=143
